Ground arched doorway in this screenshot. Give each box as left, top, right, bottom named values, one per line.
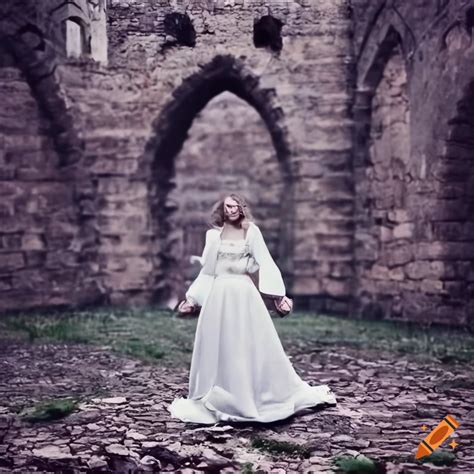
left=432, top=80, right=474, bottom=325
left=354, top=26, right=411, bottom=319
left=143, top=55, right=294, bottom=305
left=0, top=26, right=98, bottom=313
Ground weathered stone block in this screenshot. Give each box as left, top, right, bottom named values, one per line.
left=322, top=278, right=351, bottom=297
left=393, top=223, right=414, bottom=240
left=21, top=233, right=45, bottom=251
left=383, top=246, right=413, bottom=268
left=405, top=261, right=445, bottom=281
left=292, top=276, right=321, bottom=294
left=368, top=264, right=389, bottom=280
left=420, top=279, right=445, bottom=295
left=0, top=252, right=25, bottom=272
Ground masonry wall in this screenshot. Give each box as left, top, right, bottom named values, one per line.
left=352, top=0, right=474, bottom=325
left=51, top=0, right=354, bottom=308
left=0, top=66, right=98, bottom=311
left=3, top=0, right=471, bottom=326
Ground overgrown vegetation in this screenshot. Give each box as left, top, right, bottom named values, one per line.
left=276, top=313, right=474, bottom=365
left=416, top=450, right=456, bottom=466
left=240, top=462, right=255, bottom=473
left=250, top=436, right=311, bottom=458
left=1, top=308, right=473, bottom=367
left=333, top=454, right=379, bottom=474
left=19, top=397, right=79, bottom=422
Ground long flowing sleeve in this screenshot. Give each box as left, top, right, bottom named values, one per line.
left=251, top=224, right=286, bottom=297
left=185, top=229, right=216, bottom=307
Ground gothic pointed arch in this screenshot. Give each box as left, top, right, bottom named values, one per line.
left=353, top=22, right=412, bottom=320
left=0, top=13, right=101, bottom=311
left=142, top=55, right=295, bottom=303
left=2, top=32, right=83, bottom=167
left=356, top=5, right=416, bottom=89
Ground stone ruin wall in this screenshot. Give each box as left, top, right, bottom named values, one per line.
left=97, top=0, right=354, bottom=308
left=0, top=0, right=355, bottom=312
left=0, top=67, right=83, bottom=310
left=0, top=0, right=105, bottom=312
left=351, top=0, right=474, bottom=325
left=0, top=0, right=472, bottom=326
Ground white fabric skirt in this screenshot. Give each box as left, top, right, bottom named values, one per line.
left=168, top=274, right=336, bottom=424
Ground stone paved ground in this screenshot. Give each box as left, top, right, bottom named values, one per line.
left=0, top=338, right=473, bottom=473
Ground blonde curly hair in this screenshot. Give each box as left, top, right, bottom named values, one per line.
left=210, top=193, right=254, bottom=229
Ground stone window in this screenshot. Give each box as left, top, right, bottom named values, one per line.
left=369, top=44, right=410, bottom=239
left=163, top=13, right=196, bottom=47
left=65, top=18, right=89, bottom=58
left=253, top=15, right=283, bottom=53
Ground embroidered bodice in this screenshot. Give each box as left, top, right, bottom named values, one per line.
left=215, top=239, right=259, bottom=276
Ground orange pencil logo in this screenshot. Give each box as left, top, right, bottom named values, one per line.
left=416, top=415, right=460, bottom=459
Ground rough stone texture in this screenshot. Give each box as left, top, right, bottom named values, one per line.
left=0, top=66, right=100, bottom=311
left=0, top=337, right=473, bottom=472
left=0, top=0, right=354, bottom=310
left=0, top=0, right=473, bottom=325
left=352, top=0, right=474, bottom=325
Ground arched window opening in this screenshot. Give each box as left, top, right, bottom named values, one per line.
left=65, top=17, right=89, bottom=58
left=163, top=12, right=196, bottom=47
left=434, top=80, right=474, bottom=324
left=253, top=15, right=283, bottom=53
left=354, top=29, right=411, bottom=320
left=167, top=91, right=285, bottom=294
left=144, top=57, right=293, bottom=305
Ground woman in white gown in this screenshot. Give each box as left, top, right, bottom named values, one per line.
left=168, top=194, right=336, bottom=424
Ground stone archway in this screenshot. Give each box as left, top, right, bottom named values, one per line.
left=353, top=26, right=411, bottom=319
left=143, top=55, right=295, bottom=304
left=0, top=16, right=101, bottom=313
left=1, top=33, right=83, bottom=168
left=430, top=80, right=474, bottom=326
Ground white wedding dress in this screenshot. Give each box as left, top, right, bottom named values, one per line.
left=168, top=238, right=336, bottom=424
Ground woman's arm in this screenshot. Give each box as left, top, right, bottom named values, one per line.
left=251, top=225, right=286, bottom=298
left=183, top=229, right=216, bottom=307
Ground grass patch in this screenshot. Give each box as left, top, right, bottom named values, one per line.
left=416, top=450, right=456, bottom=466
left=251, top=436, right=311, bottom=458
left=1, top=308, right=473, bottom=368
left=0, top=309, right=195, bottom=367
left=333, top=454, right=379, bottom=474
left=240, top=462, right=255, bottom=473
left=121, top=339, right=165, bottom=361
left=5, top=318, right=91, bottom=344
left=275, top=314, right=474, bottom=365
left=19, top=397, right=79, bottom=422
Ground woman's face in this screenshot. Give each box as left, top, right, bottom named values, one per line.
left=223, top=197, right=241, bottom=223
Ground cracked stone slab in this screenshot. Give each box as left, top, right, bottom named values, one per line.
left=0, top=338, right=472, bottom=472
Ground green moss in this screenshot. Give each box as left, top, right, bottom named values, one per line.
left=251, top=436, right=311, bottom=458
left=333, top=454, right=378, bottom=474
left=20, top=397, right=79, bottom=422
left=121, top=339, right=165, bottom=360
left=275, top=313, right=474, bottom=365
left=240, top=462, right=255, bottom=473
left=417, top=450, right=456, bottom=466
left=4, top=317, right=90, bottom=343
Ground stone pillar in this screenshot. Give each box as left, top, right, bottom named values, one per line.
left=89, top=0, right=108, bottom=65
